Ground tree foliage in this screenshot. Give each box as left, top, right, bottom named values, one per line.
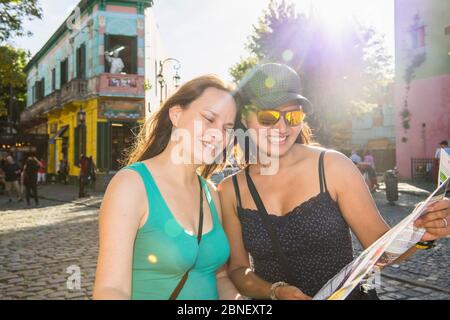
left=0, top=0, right=42, bottom=43
left=0, top=45, right=29, bottom=126
left=229, top=0, right=394, bottom=147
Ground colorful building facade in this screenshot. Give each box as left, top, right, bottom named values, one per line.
left=21, top=0, right=173, bottom=183
left=394, top=0, right=450, bottom=179
left=351, top=84, right=396, bottom=172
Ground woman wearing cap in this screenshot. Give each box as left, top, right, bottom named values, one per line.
left=94, top=75, right=240, bottom=300
left=218, top=63, right=450, bottom=300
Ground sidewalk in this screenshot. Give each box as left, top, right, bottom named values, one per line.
left=0, top=182, right=104, bottom=211
left=378, top=181, right=433, bottom=197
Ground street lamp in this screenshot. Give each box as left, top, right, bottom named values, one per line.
left=77, top=107, right=86, bottom=156
left=157, top=58, right=181, bottom=104
left=77, top=107, right=86, bottom=126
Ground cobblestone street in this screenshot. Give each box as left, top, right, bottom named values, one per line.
left=0, top=182, right=449, bottom=300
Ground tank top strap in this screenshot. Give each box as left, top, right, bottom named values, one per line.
left=122, top=162, right=159, bottom=195
left=231, top=174, right=243, bottom=208
left=199, top=177, right=220, bottom=224
left=318, top=150, right=328, bottom=194
left=121, top=162, right=167, bottom=218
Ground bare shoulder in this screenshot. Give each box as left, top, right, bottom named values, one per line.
left=101, top=167, right=147, bottom=222
left=217, top=170, right=244, bottom=199
left=322, top=149, right=364, bottom=197
left=216, top=170, right=244, bottom=216
left=323, top=149, right=358, bottom=174
left=105, top=168, right=145, bottom=197
left=298, top=144, right=354, bottom=169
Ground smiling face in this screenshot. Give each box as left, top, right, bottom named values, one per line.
left=169, top=87, right=237, bottom=165
left=242, top=101, right=304, bottom=158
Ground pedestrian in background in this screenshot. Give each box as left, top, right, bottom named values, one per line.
left=350, top=150, right=362, bottom=164
left=2, top=155, right=23, bottom=203
left=434, top=140, right=449, bottom=184
left=87, top=156, right=97, bottom=192
left=363, top=150, right=379, bottom=192
left=58, top=158, right=69, bottom=184
left=37, top=157, right=47, bottom=184
left=0, top=154, right=6, bottom=195
left=22, top=156, right=41, bottom=206
left=79, top=154, right=89, bottom=198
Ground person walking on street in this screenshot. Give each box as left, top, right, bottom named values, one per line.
left=350, top=150, right=362, bottom=164
left=363, top=150, right=379, bottom=192
left=2, top=155, right=23, bottom=203
left=87, top=156, right=97, bottom=192
left=22, top=156, right=41, bottom=206
left=58, top=158, right=69, bottom=184
left=434, top=140, right=449, bottom=184
left=37, top=158, right=47, bottom=184
left=0, top=154, right=6, bottom=195
left=79, top=154, right=90, bottom=198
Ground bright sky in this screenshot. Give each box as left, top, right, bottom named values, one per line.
left=11, top=0, right=394, bottom=82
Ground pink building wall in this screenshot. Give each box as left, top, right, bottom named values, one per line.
left=394, top=74, right=450, bottom=179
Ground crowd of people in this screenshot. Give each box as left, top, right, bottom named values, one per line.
left=0, top=152, right=97, bottom=204
left=0, top=154, right=45, bottom=206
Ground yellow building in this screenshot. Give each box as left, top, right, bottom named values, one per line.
left=21, top=1, right=155, bottom=186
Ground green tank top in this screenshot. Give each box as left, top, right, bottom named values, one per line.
left=122, top=162, right=230, bottom=300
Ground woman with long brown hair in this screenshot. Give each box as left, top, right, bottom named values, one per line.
left=93, top=75, right=240, bottom=300
left=218, top=63, right=450, bottom=300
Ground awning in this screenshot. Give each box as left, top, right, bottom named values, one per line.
left=48, top=125, right=69, bottom=144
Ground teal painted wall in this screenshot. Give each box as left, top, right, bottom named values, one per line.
left=26, top=8, right=144, bottom=107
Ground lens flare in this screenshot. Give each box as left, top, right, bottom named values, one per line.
left=265, top=77, right=276, bottom=88
left=147, top=254, right=158, bottom=264
left=282, top=49, right=294, bottom=62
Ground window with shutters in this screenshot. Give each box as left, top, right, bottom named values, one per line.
left=60, top=58, right=69, bottom=86
left=51, top=68, right=56, bottom=91
left=76, top=44, right=86, bottom=80
left=34, top=78, right=45, bottom=101
left=97, top=122, right=111, bottom=171
left=74, top=125, right=87, bottom=167
left=74, top=126, right=80, bottom=166
left=32, top=85, right=36, bottom=104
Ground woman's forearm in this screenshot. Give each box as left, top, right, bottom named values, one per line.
left=229, top=267, right=272, bottom=300
left=391, top=246, right=418, bottom=265
left=92, top=286, right=130, bottom=300
left=217, top=274, right=241, bottom=300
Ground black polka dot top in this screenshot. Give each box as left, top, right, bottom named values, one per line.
left=232, top=150, right=355, bottom=297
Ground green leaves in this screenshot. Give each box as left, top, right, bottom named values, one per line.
left=0, top=45, right=28, bottom=125
left=229, top=0, right=394, bottom=146
left=0, top=0, right=42, bottom=43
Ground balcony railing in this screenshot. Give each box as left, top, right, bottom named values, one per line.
left=96, top=73, right=145, bottom=97
left=20, top=90, right=60, bottom=124
left=21, top=75, right=143, bottom=126
left=60, top=79, right=88, bottom=105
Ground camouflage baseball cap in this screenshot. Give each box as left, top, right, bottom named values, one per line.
left=238, top=63, right=312, bottom=113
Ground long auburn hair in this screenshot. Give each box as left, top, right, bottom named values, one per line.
left=124, top=75, right=236, bottom=178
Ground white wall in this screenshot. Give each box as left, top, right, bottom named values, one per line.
left=144, top=8, right=178, bottom=118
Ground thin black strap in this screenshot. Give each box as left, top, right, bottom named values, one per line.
left=169, top=176, right=204, bottom=300
left=319, top=151, right=328, bottom=194
left=244, top=167, right=297, bottom=285
left=232, top=174, right=243, bottom=208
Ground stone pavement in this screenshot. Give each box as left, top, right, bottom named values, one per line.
left=355, top=187, right=450, bottom=300
left=0, top=181, right=448, bottom=300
